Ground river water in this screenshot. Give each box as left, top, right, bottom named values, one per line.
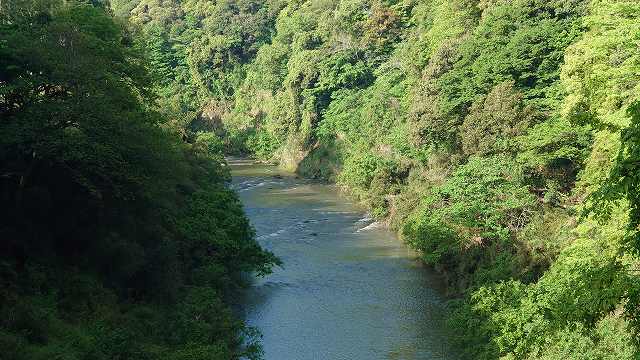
left=230, top=159, right=455, bottom=360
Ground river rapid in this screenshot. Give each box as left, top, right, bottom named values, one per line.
left=230, top=159, right=455, bottom=360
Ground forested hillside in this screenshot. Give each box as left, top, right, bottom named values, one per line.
left=107, top=0, right=640, bottom=358
left=0, top=1, right=279, bottom=359
left=3, top=0, right=640, bottom=358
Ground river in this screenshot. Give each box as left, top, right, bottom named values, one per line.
left=230, top=159, right=455, bottom=360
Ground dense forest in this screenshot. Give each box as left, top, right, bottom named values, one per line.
left=110, top=0, right=639, bottom=358
left=2, top=0, right=640, bottom=358
left=0, top=1, right=279, bottom=359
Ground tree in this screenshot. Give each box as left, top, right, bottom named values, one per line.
left=460, top=81, right=533, bottom=157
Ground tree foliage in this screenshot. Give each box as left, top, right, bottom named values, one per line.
left=4, top=0, right=640, bottom=357
left=215, top=0, right=640, bottom=358
left=0, top=1, right=278, bottom=359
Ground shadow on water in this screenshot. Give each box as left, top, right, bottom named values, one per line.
left=229, top=159, right=457, bottom=360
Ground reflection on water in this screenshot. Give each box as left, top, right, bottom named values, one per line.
left=230, top=159, right=455, bottom=360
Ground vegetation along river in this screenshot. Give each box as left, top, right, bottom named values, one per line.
left=230, top=159, right=455, bottom=360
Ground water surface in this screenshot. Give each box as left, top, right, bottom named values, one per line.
left=230, top=159, right=454, bottom=360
